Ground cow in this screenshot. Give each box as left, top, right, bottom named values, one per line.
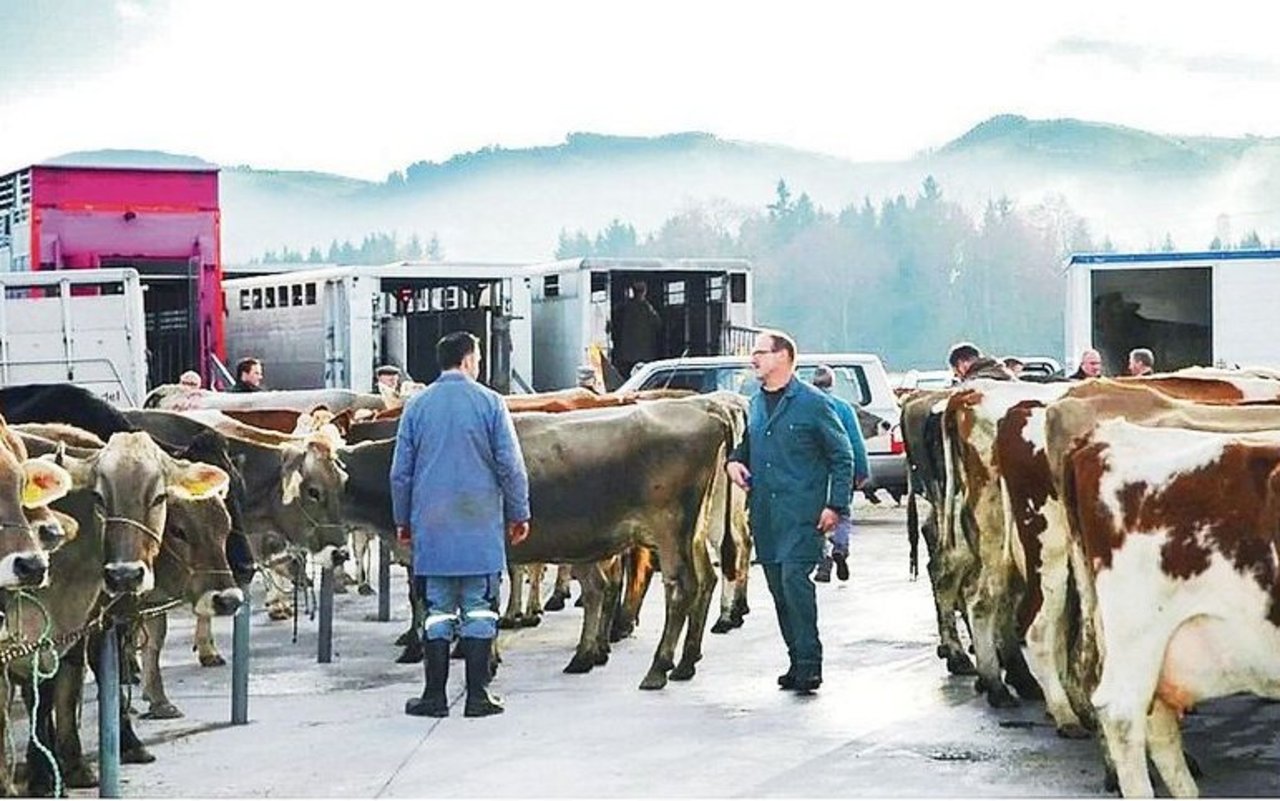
left=1061, top=419, right=1280, bottom=797
left=940, top=380, right=1072, bottom=707
left=339, top=393, right=743, bottom=688
left=219, top=407, right=355, bottom=437
left=145, top=385, right=385, bottom=414
left=899, top=388, right=976, bottom=677
left=0, top=433, right=228, bottom=795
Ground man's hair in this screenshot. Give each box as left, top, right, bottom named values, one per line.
left=178, top=370, right=201, bottom=388
left=235, top=357, right=261, bottom=379
left=948, top=342, right=982, bottom=369
left=812, top=364, right=835, bottom=390
left=1002, top=356, right=1024, bottom=370
left=762, top=329, right=797, bottom=363
left=1129, top=348, right=1154, bottom=369
left=375, top=365, right=401, bottom=377
left=437, top=331, right=480, bottom=370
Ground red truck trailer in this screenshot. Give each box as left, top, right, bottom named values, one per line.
left=0, top=164, right=226, bottom=388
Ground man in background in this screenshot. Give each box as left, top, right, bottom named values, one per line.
left=229, top=358, right=264, bottom=392
left=612, top=281, right=662, bottom=379
left=1069, top=348, right=1104, bottom=380
left=810, top=365, right=870, bottom=583
left=1127, top=348, right=1155, bottom=376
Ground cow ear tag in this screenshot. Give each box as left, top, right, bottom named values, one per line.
left=171, top=462, right=230, bottom=501
left=21, top=459, right=73, bottom=508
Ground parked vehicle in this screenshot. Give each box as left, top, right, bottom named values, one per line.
left=1067, top=249, right=1280, bottom=375
left=0, top=268, right=148, bottom=406
left=618, top=352, right=905, bottom=498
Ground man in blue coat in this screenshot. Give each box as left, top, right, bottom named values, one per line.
left=391, top=331, right=531, bottom=718
left=726, top=330, right=854, bottom=693
left=811, top=364, right=871, bottom=583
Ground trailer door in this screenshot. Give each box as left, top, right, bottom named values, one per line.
left=1091, top=267, right=1211, bottom=373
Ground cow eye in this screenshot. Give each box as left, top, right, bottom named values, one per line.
left=306, top=487, right=322, bottom=503
left=91, top=491, right=107, bottom=510
left=150, top=494, right=167, bottom=509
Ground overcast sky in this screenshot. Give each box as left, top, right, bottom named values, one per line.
left=4, top=0, right=1279, bottom=180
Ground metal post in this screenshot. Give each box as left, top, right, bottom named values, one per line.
left=231, top=595, right=251, bottom=724
left=377, top=537, right=391, bottom=622
left=318, top=566, right=334, bottom=663
left=98, top=625, right=121, bottom=798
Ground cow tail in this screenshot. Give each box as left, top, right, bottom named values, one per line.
left=941, top=408, right=957, bottom=551
left=718, top=413, right=738, bottom=583
left=906, top=468, right=920, bottom=581
left=1000, top=475, right=1024, bottom=579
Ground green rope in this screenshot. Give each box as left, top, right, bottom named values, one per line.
left=10, top=590, right=62, bottom=798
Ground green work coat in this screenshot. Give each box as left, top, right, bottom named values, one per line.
left=729, top=376, right=854, bottom=563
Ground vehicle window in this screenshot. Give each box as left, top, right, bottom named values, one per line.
left=715, top=367, right=756, bottom=393
left=740, top=365, right=871, bottom=406
left=640, top=368, right=710, bottom=392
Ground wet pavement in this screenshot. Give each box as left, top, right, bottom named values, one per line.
left=24, top=500, right=1280, bottom=797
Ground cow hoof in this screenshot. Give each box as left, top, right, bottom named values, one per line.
left=333, top=582, right=350, bottom=595
left=497, top=616, right=521, bottom=630
left=936, top=644, right=950, bottom=659
left=709, top=618, right=733, bottom=635
left=669, top=661, right=697, bottom=681
left=639, top=670, right=669, bottom=690
left=122, top=744, right=156, bottom=764
left=733, top=600, right=750, bottom=618
left=358, top=584, right=376, bottom=596
left=142, top=702, right=185, bottom=720
left=609, top=622, right=633, bottom=643
left=61, top=762, right=98, bottom=789
left=946, top=653, right=977, bottom=675
left=564, top=654, right=596, bottom=674
left=544, top=593, right=567, bottom=612
left=593, top=650, right=609, bottom=666
left=394, top=629, right=417, bottom=647
left=396, top=643, right=424, bottom=664
left=1056, top=722, right=1091, bottom=740
left=986, top=686, right=1020, bottom=709
left=520, top=614, right=541, bottom=629
left=199, top=652, right=227, bottom=668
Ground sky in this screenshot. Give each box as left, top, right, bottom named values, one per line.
left=4, top=0, right=1280, bottom=181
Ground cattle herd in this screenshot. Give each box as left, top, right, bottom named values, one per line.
left=1, top=366, right=1278, bottom=797
left=0, top=382, right=750, bottom=797
left=902, top=365, right=1280, bottom=797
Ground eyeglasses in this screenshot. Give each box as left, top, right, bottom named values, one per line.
left=750, top=348, right=780, bottom=357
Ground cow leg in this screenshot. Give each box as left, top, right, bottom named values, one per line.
left=524, top=563, right=546, bottom=620
left=594, top=557, right=624, bottom=663
left=264, top=562, right=295, bottom=621
left=1022, top=508, right=1089, bottom=737
left=611, top=547, right=654, bottom=642
left=0, top=675, right=16, bottom=796
left=1147, top=699, right=1198, bottom=798
left=48, top=640, right=96, bottom=789
left=499, top=564, right=526, bottom=629
left=966, top=592, right=1017, bottom=708
left=544, top=564, right=573, bottom=611
left=919, top=512, right=974, bottom=675
left=670, top=544, right=718, bottom=681
left=640, top=534, right=696, bottom=692
left=21, top=676, right=59, bottom=798
left=141, top=614, right=183, bottom=719
left=397, top=578, right=426, bottom=663
left=564, top=562, right=608, bottom=674
left=1091, top=628, right=1169, bottom=798
left=350, top=529, right=375, bottom=594
left=192, top=612, right=226, bottom=667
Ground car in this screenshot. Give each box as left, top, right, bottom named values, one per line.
left=618, top=353, right=905, bottom=499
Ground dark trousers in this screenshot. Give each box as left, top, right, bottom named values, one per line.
left=762, top=561, right=822, bottom=678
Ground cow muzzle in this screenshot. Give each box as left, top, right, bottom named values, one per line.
left=0, top=550, right=50, bottom=589
left=103, top=561, right=153, bottom=596
left=316, top=545, right=350, bottom=570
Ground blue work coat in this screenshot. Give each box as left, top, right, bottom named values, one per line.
left=729, top=376, right=854, bottom=564
left=827, top=393, right=871, bottom=489
left=390, top=372, right=530, bottom=576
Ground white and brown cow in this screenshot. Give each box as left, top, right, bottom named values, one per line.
left=1063, top=419, right=1280, bottom=797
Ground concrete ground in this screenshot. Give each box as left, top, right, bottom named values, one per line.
left=18, top=500, right=1280, bottom=797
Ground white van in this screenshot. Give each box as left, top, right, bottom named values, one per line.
left=617, top=353, right=905, bottom=498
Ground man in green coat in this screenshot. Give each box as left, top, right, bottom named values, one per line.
left=726, top=330, right=854, bottom=693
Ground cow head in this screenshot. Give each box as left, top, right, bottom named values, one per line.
left=58, top=432, right=229, bottom=597
left=0, top=419, right=74, bottom=588
left=161, top=493, right=244, bottom=616
left=279, top=434, right=350, bottom=554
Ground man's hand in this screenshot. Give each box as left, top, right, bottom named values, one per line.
left=395, top=525, right=411, bottom=546
left=816, top=508, right=839, bottom=535
left=508, top=520, right=530, bottom=546
left=726, top=461, right=752, bottom=490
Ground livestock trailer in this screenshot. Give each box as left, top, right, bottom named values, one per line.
left=1066, top=250, right=1280, bottom=374
left=222, top=262, right=532, bottom=393
left=525, top=257, right=754, bottom=391
left=0, top=164, right=225, bottom=387
left=0, top=268, right=148, bottom=406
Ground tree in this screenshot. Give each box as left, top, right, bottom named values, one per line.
left=1240, top=230, right=1263, bottom=249
left=307, top=247, right=323, bottom=263
left=426, top=233, right=443, bottom=261
left=594, top=219, right=637, bottom=256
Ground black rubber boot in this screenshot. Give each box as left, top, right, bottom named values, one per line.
left=461, top=638, right=504, bottom=717
left=405, top=639, right=450, bottom=717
